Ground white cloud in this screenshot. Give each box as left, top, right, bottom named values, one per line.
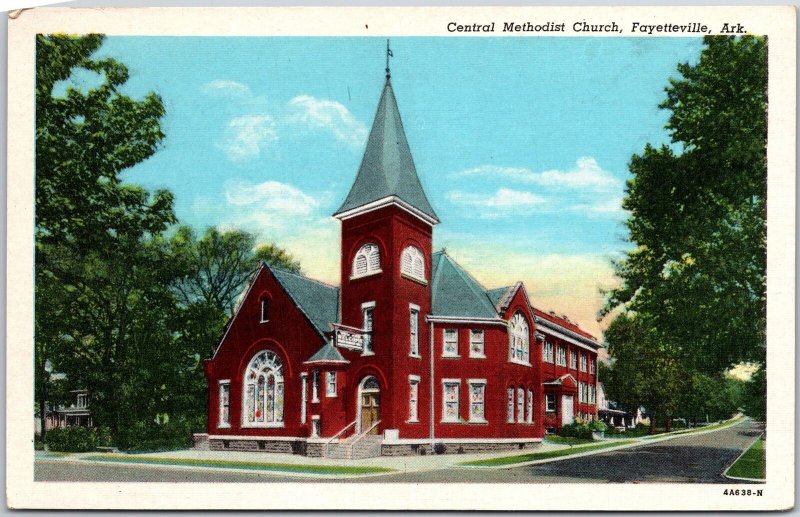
left=287, top=95, right=368, bottom=148
left=203, top=80, right=252, bottom=97
left=224, top=180, right=317, bottom=216
left=445, top=188, right=546, bottom=218
left=217, top=115, right=278, bottom=162
left=572, top=195, right=626, bottom=216
left=456, top=157, right=622, bottom=192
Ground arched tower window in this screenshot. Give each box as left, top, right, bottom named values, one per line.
left=352, top=243, right=381, bottom=278
left=400, top=246, right=425, bottom=282
left=509, top=312, right=530, bottom=365
left=243, top=350, right=284, bottom=426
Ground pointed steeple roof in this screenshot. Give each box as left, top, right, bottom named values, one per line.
left=334, top=79, right=439, bottom=224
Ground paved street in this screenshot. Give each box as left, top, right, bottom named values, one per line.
left=35, top=419, right=762, bottom=483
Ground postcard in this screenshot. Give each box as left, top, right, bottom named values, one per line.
left=7, top=5, right=795, bottom=510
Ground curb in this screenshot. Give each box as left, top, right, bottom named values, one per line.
left=722, top=431, right=765, bottom=483
left=458, top=416, right=748, bottom=470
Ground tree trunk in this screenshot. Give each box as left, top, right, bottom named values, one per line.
left=665, top=414, right=672, bottom=432
left=649, top=413, right=656, bottom=435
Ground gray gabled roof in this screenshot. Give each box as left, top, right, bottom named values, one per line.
left=485, top=286, right=514, bottom=309
left=429, top=251, right=499, bottom=319
left=270, top=266, right=339, bottom=337
left=305, top=341, right=349, bottom=365
left=334, top=79, right=438, bottom=222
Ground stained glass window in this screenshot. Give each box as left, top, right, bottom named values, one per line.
left=408, top=378, right=419, bottom=422
left=469, top=381, right=486, bottom=422
left=509, top=313, right=530, bottom=364
left=526, top=389, right=534, bottom=423
left=507, top=387, right=515, bottom=423
left=242, top=350, right=284, bottom=426
left=443, top=329, right=458, bottom=357
left=218, top=382, right=230, bottom=427
left=517, top=387, right=525, bottom=423
left=470, top=330, right=484, bottom=358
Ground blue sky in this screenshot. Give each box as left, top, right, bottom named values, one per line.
left=73, top=36, right=704, bottom=336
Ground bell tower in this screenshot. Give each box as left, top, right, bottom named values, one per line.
left=332, top=44, right=438, bottom=436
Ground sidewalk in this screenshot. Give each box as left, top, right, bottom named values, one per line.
left=35, top=415, right=748, bottom=479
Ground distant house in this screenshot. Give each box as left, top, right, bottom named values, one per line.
left=596, top=383, right=638, bottom=428
left=40, top=390, right=93, bottom=433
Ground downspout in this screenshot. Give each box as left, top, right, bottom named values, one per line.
left=429, top=320, right=435, bottom=449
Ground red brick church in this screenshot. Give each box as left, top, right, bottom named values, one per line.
left=202, top=64, right=601, bottom=457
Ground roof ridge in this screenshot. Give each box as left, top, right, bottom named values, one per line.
left=266, top=262, right=340, bottom=291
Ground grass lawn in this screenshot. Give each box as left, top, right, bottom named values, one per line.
left=460, top=440, right=638, bottom=467
left=726, top=436, right=765, bottom=480
left=544, top=435, right=595, bottom=446
left=82, top=454, right=395, bottom=475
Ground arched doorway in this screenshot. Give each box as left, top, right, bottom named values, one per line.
left=357, top=376, right=380, bottom=434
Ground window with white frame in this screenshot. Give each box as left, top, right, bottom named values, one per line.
left=556, top=346, right=567, bottom=366
left=545, top=393, right=556, bottom=412
left=311, top=416, right=321, bottom=437
left=509, top=312, right=530, bottom=364
left=569, top=350, right=577, bottom=369
left=242, top=350, right=284, bottom=426
left=409, top=305, right=420, bottom=356
left=352, top=243, right=381, bottom=278
left=516, top=387, right=525, bottom=423
left=260, top=298, right=269, bottom=323
left=589, top=384, right=596, bottom=404
left=590, top=358, right=596, bottom=374
left=442, top=380, right=460, bottom=422
left=526, top=389, right=534, bottom=423
left=468, top=379, right=486, bottom=422
left=400, top=246, right=426, bottom=282
left=443, top=329, right=459, bottom=357
left=362, top=302, right=374, bottom=354
left=326, top=371, right=337, bottom=397
left=311, top=370, right=320, bottom=402
left=469, top=330, right=485, bottom=358
left=300, top=374, right=307, bottom=424
left=580, top=353, right=587, bottom=372
left=507, top=387, right=515, bottom=423
left=578, top=382, right=585, bottom=403
left=408, top=376, right=420, bottom=422
left=542, top=341, right=554, bottom=363
left=218, top=381, right=230, bottom=428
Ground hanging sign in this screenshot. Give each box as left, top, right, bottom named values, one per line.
left=333, top=324, right=366, bottom=351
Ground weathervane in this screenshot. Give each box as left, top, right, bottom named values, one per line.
left=385, top=39, right=393, bottom=80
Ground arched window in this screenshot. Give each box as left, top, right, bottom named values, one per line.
left=243, top=350, right=284, bottom=426
left=352, top=243, right=381, bottom=278
left=509, top=312, right=530, bottom=365
left=400, top=246, right=425, bottom=281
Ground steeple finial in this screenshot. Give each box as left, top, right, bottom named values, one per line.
left=385, top=39, right=393, bottom=80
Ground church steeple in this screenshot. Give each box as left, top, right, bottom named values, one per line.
left=333, top=62, right=439, bottom=225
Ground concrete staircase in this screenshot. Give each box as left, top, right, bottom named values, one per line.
left=326, top=433, right=383, bottom=460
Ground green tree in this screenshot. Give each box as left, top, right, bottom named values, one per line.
left=603, top=36, right=767, bottom=375
left=742, top=367, right=766, bottom=421
left=254, top=243, right=302, bottom=274
left=35, top=34, right=173, bottom=442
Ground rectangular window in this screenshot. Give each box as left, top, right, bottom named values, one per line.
left=469, top=330, right=485, bottom=358
left=578, top=382, right=584, bottom=403
left=468, top=380, right=486, bottom=422
left=590, top=359, right=596, bottom=375
left=590, top=384, right=596, bottom=404
left=362, top=303, right=374, bottom=354
left=326, top=371, right=337, bottom=397
left=556, top=346, right=567, bottom=366
left=517, top=387, right=525, bottom=423
left=408, top=376, right=420, bottom=422
left=580, top=354, right=587, bottom=372
left=507, top=388, right=515, bottom=423
left=443, top=329, right=459, bottom=357
left=545, top=393, right=556, bottom=412
left=526, top=389, right=534, bottom=423
left=542, top=341, right=554, bottom=363
left=570, top=350, right=577, bottom=369
left=409, top=306, right=419, bottom=356
left=300, top=374, right=307, bottom=424
left=260, top=298, right=269, bottom=322
left=312, top=370, right=320, bottom=402
left=218, top=381, right=230, bottom=428
left=311, top=416, right=321, bottom=437
left=442, top=380, right=460, bottom=422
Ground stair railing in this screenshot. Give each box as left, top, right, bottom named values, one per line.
left=346, top=420, right=382, bottom=459
left=323, top=420, right=356, bottom=458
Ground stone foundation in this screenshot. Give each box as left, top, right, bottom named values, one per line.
left=205, top=437, right=541, bottom=457
left=192, top=433, right=210, bottom=450
left=382, top=440, right=541, bottom=456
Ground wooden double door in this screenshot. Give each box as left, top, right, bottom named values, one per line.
left=360, top=391, right=380, bottom=434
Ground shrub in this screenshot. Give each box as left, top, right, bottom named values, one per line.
left=559, top=422, right=593, bottom=440
left=588, top=420, right=607, bottom=432
left=46, top=426, right=100, bottom=452
left=115, top=417, right=194, bottom=453
left=433, top=443, right=447, bottom=455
